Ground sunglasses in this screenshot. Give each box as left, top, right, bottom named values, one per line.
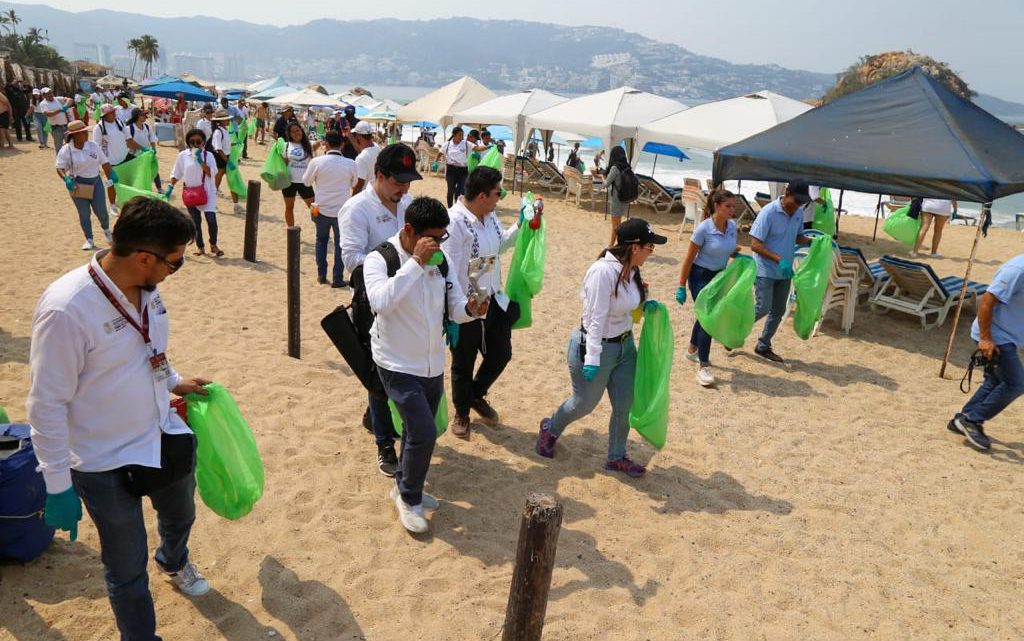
left=136, top=249, right=185, bottom=273
left=421, top=231, right=450, bottom=243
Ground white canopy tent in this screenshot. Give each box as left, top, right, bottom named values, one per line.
left=248, top=76, right=290, bottom=94
left=268, top=90, right=345, bottom=108
left=635, top=90, right=813, bottom=154
left=396, top=76, right=496, bottom=128
left=453, top=89, right=568, bottom=154
left=249, top=85, right=302, bottom=101
left=524, top=87, right=686, bottom=155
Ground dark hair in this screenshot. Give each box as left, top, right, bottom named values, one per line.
left=449, top=126, right=464, bottom=141
left=465, top=167, right=502, bottom=201
left=184, top=127, right=206, bottom=145
left=130, top=107, right=144, bottom=123
left=287, top=122, right=313, bottom=158
left=111, top=197, right=195, bottom=257
left=480, top=129, right=491, bottom=139
left=324, top=131, right=344, bottom=148
left=467, top=129, right=480, bottom=139
left=405, top=196, right=450, bottom=233
left=597, top=243, right=647, bottom=301
left=609, top=146, right=629, bottom=172
left=703, top=188, right=735, bottom=220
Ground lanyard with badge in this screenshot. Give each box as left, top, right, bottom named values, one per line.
left=88, top=265, right=173, bottom=382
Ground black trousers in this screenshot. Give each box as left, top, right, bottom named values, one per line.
left=13, top=109, right=30, bottom=140
left=445, top=165, right=468, bottom=207
left=449, top=300, right=518, bottom=417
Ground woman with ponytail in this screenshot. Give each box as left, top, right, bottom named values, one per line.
left=536, top=218, right=667, bottom=478
left=676, top=188, right=738, bottom=387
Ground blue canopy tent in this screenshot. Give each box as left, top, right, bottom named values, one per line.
left=142, top=81, right=217, bottom=102
left=139, top=75, right=182, bottom=88
left=713, top=67, right=1024, bottom=376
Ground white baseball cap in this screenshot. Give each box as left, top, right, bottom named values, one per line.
left=352, top=121, right=374, bottom=135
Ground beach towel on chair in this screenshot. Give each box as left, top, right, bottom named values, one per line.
left=693, top=255, right=757, bottom=349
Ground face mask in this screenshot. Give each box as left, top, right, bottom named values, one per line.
left=426, top=251, right=444, bottom=266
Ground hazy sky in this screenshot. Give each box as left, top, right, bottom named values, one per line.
left=17, top=0, right=1024, bottom=101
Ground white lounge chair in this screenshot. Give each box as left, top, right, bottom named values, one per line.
left=563, top=166, right=603, bottom=209
left=869, top=256, right=988, bottom=329
left=635, top=174, right=681, bottom=214
left=838, top=246, right=890, bottom=303
left=679, top=179, right=706, bottom=238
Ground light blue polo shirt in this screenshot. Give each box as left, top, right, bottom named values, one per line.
left=691, top=217, right=738, bottom=271
left=972, top=254, right=1024, bottom=347
left=750, top=198, right=805, bottom=279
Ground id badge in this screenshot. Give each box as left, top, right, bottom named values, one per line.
left=149, top=352, right=172, bottom=382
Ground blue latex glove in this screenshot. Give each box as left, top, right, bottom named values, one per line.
left=518, top=206, right=526, bottom=226
left=582, top=365, right=599, bottom=381
left=778, top=259, right=794, bottom=279
left=63, top=175, right=75, bottom=191
left=445, top=321, right=460, bottom=349
left=643, top=299, right=660, bottom=313
left=44, top=488, right=82, bottom=541
left=226, top=160, right=237, bottom=171
left=163, top=184, right=174, bottom=199
left=109, top=169, right=119, bottom=184
left=675, top=286, right=686, bottom=305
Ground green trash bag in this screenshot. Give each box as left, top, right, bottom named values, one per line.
left=505, top=192, right=547, bottom=329
left=185, top=384, right=265, bottom=520
left=693, top=255, right=757, bottom=349
left=0, top=406, right=8, bottom=423
left=247, top=116, right=257, bottom=137
left=316, top=121, right=325, bottom=138
left=629, top=302, right=674, bottom=449
left=114, top=150, right=167, bottom=206
left=226, top=129, right=248, bottom=199
left=477, top=146, right=507, bottom=198
left=791, top=234, right=834, bottom=340
left=75, top=102, right=87, bottom=119
left=388, top=393, right=449, bottom=437
left=812, top=187, right=836, bottom=237
left=467, top=150, right=481, bottom=174
left=883, top=205, right=921, bottom=247
left=44, top=120, right=52, bottom=134
left=260, top=138, right=291, bottom=191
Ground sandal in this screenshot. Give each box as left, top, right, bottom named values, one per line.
left=194, top=248, right=205, bottom=256
left=210, top=245, right=224, bottom=257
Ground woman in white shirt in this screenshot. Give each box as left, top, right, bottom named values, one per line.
left=536, top=218, right=666, bottom=478
left=208, top=110, right=243, bottom=215
left=54, top=120, right=115, bottom=250
left=125, top=107, right=163, bottom=191
left=168, top=128, right=222, bottom=257
left=280, top=122, right=315, bottom=227
left=912, top=197, right=958, bottom=258
left=439, top=126, right=475, bottom=207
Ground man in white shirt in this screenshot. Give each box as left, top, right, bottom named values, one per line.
left=303, top=131, right=358, bottom=287
left=196, top=103, right=214, bottom=143
left=364, top=196, right=482, bottom=533
left=92, top=104, right=130, bottom=215
left=27, top=198, right=213, bottom=640
left=442, top=167, right=520, bottom=438
left=339, top=143, right=420, bottom=476
left=38, top=87, right=72, bottom=153
left=114, top=93, right=134, bottom=126
left=351, top=121, right=380, bottom=196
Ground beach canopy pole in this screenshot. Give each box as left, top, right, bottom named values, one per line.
left=835, top=189, right=845, bottom=237
left=871, top=195, right=884, bottom=241
left=940, top=203, right=991, bottom=378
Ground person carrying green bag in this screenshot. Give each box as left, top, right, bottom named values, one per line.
left=676, top=188, right=740, bottom=387
left=505, top=192, right=547, bottom=329
left=791, top=234, right=834, bottom=339
left=811, top=187, right=836, bottom=237
left=629, top=301, right=674, bottom=450
left=883, top=204, right=921, bottom=248
left=537, top=218, right=667, bottom=478
left=260, top=137, right=292, bottom=191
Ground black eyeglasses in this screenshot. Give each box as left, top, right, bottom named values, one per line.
left=422, top=231, right=450, bottom=243
left=136, top=249, right=185, bottom=273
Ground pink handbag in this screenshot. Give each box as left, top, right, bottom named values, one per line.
left=182, top=183, right=207, bottom=208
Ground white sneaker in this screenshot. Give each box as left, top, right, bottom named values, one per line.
left=909, top=251, right=919, bottom=258
left=167, top=561, right=209, bottom=597
left=390, top=486, right=439, bottom=511
left=103, top=229, right=113, bottom=243
left=109, top=204, right=119, bottom=217
left=392, top=487, right=429, bottom=533
left=684, top=349, right=699, bottom=363
left=81, top=239, right=95, bottom=250
left=233, top=203, right=245, bottom=215
left=930, top=252, right=943, bottom=259
left=696, top=366, right=715, bottom=387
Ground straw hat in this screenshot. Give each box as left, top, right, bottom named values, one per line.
left=65, top=120, right=92, bottom=137
left=211, top=109, right=231, bottom=121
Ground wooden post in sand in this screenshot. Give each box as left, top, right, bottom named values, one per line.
left=243, top=180, right=261, bottom=263
left=502, top=494, right=563, bottom=641
left=286, top=226, right=300, bottom=359
left=940, top=203, right=991, bottom=378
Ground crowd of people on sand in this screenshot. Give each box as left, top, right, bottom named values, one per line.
left=10, top=76, right=1024, bottom=640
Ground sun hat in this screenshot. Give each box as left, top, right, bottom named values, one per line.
left=41, top=87, right=52, bottom=94
left=65, top=120, right=92, bottom=137
left=352, top=121, right=374, bottom=136
left=615, top=218, right=668, bottom=245
left=100, top=103, right=116, bottom=115
left=211, top=109, right=231, bottom=121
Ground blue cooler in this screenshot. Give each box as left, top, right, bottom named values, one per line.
left=0, top=424, right=55, bottom=562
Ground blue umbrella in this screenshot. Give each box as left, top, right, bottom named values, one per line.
left=642, top=141, right=688, bottom=172
left=142, top=81, right=217, bottom=102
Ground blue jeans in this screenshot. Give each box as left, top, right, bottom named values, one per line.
left=754, top=276, right=791, bottom=351
left=368, top=390, right=396, bottom=447
left=70, top=468, right=197, bottom=641
left=34, top=112, right=48, bottom=147
left=378, top=368, right=444, bottom=506
left=960, top=343, right=1024, bottom=424
left=312, top=214, right=343, bottom=284
left=70, top=176, right=110, bottom=241
left=187, top=207, right=218, bottom=249
left=549, top=328, right=636, bottom=460
left=688, top=264, right=721, bottom=365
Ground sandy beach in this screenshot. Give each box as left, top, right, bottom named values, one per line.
left=1, top=138, right=1023, bottom=641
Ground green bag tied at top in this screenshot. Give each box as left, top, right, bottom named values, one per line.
left=883, top=205, right=921, bottom=247
left=388, top=393, right=449, bottom=437
left=812, top=187, right=836, bottom=237
left=791, top=234, right=834, bottom=340
left=505, top=192, right=547, bottom=329
left=693, top=255, right=757, bottom=349
left=185, top=384, right=265, bottom=520
left=628, top=302, right=674, bottom=450
left=247, top=116, right=257, bottom=137
left=113, top=150, right=168, bottom=206
left=226, top=128, right=248, bottom=199
left=260, top=138, right=291, bottom=191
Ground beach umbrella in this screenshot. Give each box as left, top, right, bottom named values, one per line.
left=139, top=74, right=181, bottom=88
left=361, top=110, right=398, bottom=123
left=642, top=141, right=689, bottom=173
left=247, top=76, right=290, bottom=94
left=453, top=89, right=568, bottom=155
left=397, top=76, right=496, bottom=128
left=141, top=81, right=217, bottom=102
left=249, top=85, right=301, bottom=101
left=267, top=89, right=345, bottom=108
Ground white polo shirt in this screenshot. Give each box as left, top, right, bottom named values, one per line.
left=442, top=198, right=519, bottom=306
left=38, top=97, right=70, bottom=126
left=440, top=139, right=472, bottom=167
left=364, top=234, right=473, bottom=378
left=580, top=254, right=642, bottom=367
left=55, top=141, right=108, bottom=179
left=354, top=143, right=382, bottom=185
left=127, top=122, right=157, bottom=150
left=197, top=117, right=213, bottom=143
left=302, top=151, right=358, bottom=216
left=338, top=187, right=411, bottom=270
left=27, top=252, right=188, bottom=494
left=91, top=118, right=130, bottom=165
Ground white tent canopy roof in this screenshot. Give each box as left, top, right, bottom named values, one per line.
left=248, top=76, right=289, bottom=94
left=396, top=76, right=496, bottom=128
left=268, top=89, right=345, bottom=108
left=524, top=86, right=686, bottom=152
left=452, top=89, right=568, bottom=152
left=636, top=90, right=813, bottom=153
left=250, top=85, right=302, bottom=101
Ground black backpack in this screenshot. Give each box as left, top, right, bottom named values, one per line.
left=616, top=167, right=640, bottom=203
left=321, top=242, right=449, bottom=399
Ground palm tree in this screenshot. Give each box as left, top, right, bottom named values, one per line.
left=2, top=9, right=19, bottom=36
left=23, top=27, right=47, bottom=47
left=136, top=35, right=160, bottom=80
left=127, top=37, right=143, bottom=79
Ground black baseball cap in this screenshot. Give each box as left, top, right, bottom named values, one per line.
left=616, top=218, right=668, bottom=245
left=786, top=180, right=812, bottom=204
left=376, top=143, right=422, bottom=183
left=344, top=105, right=356, bottom=114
